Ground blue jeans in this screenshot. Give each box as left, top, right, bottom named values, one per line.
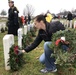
left=61, top=45, right=69, bottom=52
left=39, top=42, right=56, bottom=71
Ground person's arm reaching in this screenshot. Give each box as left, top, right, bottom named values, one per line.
left=23, top=32, right=42, bottom=53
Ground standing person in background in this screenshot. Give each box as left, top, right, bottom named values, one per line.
left=67, top=11, right=73, bottom=28
left=21, top=16, right=25, bottom=25
left=8, top=0, right=19, bottom=36
left=28, top=15, right=31, bottom=24
left=24, top=16, right=28, bottom=25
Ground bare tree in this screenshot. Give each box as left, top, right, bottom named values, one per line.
left=71, top=8, right=76, bottom=14
left=0, top=9, right=7, bottom=17
left=23, top=4, right=35, bottom=17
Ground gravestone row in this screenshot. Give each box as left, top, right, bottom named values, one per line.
left=0, top=22, right=6, bottom=32
left=3, top=24, right=33, bottom=70
left=52, top=19, right=76, bottom=28
left=2, top=20, right=76, bottom=70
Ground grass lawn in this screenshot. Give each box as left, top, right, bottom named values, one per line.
left=0, top=31, right=57, bottom=75
left=0, top=31, right=76, bottom=75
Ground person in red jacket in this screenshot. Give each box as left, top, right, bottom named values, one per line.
left=21, top=16, right=25, bottom=25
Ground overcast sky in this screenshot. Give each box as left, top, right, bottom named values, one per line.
left=0, top=0, right=76, bottom=16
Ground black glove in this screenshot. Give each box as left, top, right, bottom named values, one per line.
left=14, top=23, right=17, bottom=26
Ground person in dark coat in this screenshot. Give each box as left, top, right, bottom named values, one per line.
left=18, top=14, right=65, bottom=73
left=67, top=11, right=73, bottom=21
left=67, top=11, right=73, bottom=28
left=28, top=15, right=31, bottom=24
left=8, top=1, right=19, bottom=36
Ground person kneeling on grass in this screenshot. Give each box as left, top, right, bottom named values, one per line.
left=18, top=14, right=65, bottom=73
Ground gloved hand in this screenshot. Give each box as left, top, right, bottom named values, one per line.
left=18, top=50, right=23, bottom=55
left=14, top=23, right=17, bottom=26
left=18, top=50, right=25, bottom=55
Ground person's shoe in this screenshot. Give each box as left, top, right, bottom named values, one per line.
left=40, top=68, right=57, bottom=73
left=40, top=68, right=48, bottom=73
left=51, top=68, right=57, bottom=72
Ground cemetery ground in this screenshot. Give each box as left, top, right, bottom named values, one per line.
left=0, top=19, right=76, bottom=75
left=1, top=32, right=76, bottom=75
left=0, top=31, right=56, bottom=75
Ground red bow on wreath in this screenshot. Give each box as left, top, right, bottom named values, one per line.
left=55, top=39, right=61, bottom=46
left=14, top=46, right=19, bottom=55
left=55, top=38, right=69, bottom=46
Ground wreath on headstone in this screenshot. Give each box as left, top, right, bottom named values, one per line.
left=30, top=26, right=37, bottom=37
left=8, top=44, right=25, bottom=71
left=22, top=31, right=33, bottom=49
left=22, top=27, right=37, bottom=49
left=50, top=29, right=76, bottom=68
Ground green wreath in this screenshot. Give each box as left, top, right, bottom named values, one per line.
left=50, top=29, right=76, bottom=67
left=8, top=44, right=25, bottom=71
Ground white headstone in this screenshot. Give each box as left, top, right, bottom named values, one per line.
left=64, top=20, right=67, bottom=27
left=0, top=22, right=6, bottom=31
left=67, top=20, right=69, bottom=28
left=60, top=20, right=64, bottom=25
left=30, top=23, right=34, bottom=28
left=52, top=19, right=55, bottom=22
left=1, top=23, right=6, bottom=30
left=3, top=34, right=14, bottom=70
left=27, top=24, right=30, bottom=31
left=74, top=21, right=76, bottom=28
left=69, top=20, right=72, bottom=28
left=18, top=28, right=23, bottom=48
left=0, top=24, right=1, bottom=32
left=52, top=19, right=59, bottom=22
left=23, top=25, right=27, bottom=35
